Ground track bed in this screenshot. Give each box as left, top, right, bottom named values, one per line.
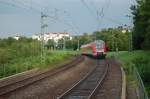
left=58, top=58, right=123, bottom=99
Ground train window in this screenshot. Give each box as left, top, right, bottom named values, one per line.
left=95, top=40, right=105, bottom=51
left=96, top=44, right=101, bottom=49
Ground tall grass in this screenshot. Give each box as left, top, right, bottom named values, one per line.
left=0, top=38, right=78, bottom=78
left=0, top=51, right=77, bottom=78
left=108, top=51, right=150, bottom=97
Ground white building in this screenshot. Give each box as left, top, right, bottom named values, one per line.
left=32, top=34, right=41, bottom=41
left=13, top=35, right=23, bottom=40
left=32, top=32, right=72, bottom=43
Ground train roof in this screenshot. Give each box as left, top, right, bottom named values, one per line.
left=88, top=40, right=105, bottom=45
left=94, top=40, right=105, bottom=44
left=81, top=40, right=105, bottom=48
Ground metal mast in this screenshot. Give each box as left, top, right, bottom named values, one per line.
left=41, top=12, right=48, bottom=64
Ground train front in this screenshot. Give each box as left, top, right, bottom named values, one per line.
left=92, top=40, right=106, bottom=59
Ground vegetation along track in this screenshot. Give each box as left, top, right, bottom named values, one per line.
left=0, top=55, right=84, bottom=97
left=58, top=59, right=109, bottom=99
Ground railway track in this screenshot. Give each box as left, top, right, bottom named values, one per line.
left=58, top=59, right=109, bottom=99
left=93, top=58, right=123, bottom=99
left=0, top=55, right=84, bottom=97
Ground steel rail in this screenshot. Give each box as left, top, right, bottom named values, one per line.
left=87, top=59, right=109, bottom=99
left=58, top=61, right=97, bottom=99
left=58, top=59, right=109, bottom=99
left=0, top=56, right=84, bottom=96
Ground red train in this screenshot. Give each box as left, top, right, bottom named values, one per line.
left=81, top=40, right=107, bottom=58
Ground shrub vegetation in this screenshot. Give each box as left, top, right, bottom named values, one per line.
left=108, top=51, right=150, bottom=97
left=0, top=37, right=77, bottom=78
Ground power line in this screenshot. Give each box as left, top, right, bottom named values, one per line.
left=0, top=1, right=74, bottom=27
left=88, top=0, right=105, bottom=28
left=103, top=16, right=125, bottom=26
left=0, top=1, right=28, bottom=11
left=63, top=11, right=80, bottom=34
left=0, top=0, right=41, bottom=14
left=80, top=0, right=100, bottom=24
left=81, top=0, right=125, bottom=27
left=90, top=0, right=111, bottom=28
left=80, top=0, right=111, bottom=30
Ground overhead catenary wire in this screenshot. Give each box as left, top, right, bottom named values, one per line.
left=87, top=0, right=111, bottom=28
left=0, top=0, right=79, bottom=63
left=63, top=11, right=81, bottom=34
left=0, top=0, right=32, bottom=12
left=80, top=0, right=125, bottom=28
left=80, top=0, right=111, bottom=31
left=80, top=0, right=112, bottom=41
left=97, top=0, right=111, bottom=26
left=25, top=0, right=81, bottom=35
left=80, top=0, right=101, bottom=26
left=88, top=0, right=105, bottom=28
left=0, top=0, right=78, bottom=33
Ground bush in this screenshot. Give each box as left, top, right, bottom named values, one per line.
left=114, top=51, right=150, bottom=96
left=132, top=57, right=150, bottom=82
left=0, top=38, right=77, bottom=78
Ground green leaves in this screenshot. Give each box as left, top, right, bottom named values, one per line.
left=93, top=28, right=129, bottom=51
left=131, top=0, right=150, bottom=50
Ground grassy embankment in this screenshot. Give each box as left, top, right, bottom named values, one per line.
left=0, top=50, right=78, bottom=79
left=107, top=51, right=150, bottom=97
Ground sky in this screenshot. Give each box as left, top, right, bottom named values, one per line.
left=0, top=0, right=136, bottom=38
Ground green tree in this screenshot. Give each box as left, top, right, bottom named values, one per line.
left=46, top=39, right=55, bottom=50
left=131, top=0, right=150, bottom=50
left=93, top=28, right=129, bottom=51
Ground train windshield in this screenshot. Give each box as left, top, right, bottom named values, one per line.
left=96, top=43, right=101, bottom=49
left=95, top=40, right=104, bottom=51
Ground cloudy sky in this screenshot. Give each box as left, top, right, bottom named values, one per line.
left=0, top=0, right=135, bottom=37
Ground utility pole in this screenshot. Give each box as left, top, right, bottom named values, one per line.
left=111, top=30, right=115, bottom=56
left=41, top=12, right=48, bottom=63
left=63, top=37, right=66, bottom=51
left=111, top=30, right=114, bottom=51
left=126, top=15, right=133, bottom=52
left=63, top=30, right=67, bottom=51
left=77, top=40, right=80, bottom=51
left=122, top=25, right=133, bottom=53
left=125, top=25, right=133, bottom=52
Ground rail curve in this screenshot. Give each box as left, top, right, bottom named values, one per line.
left=58, top=59, right=109, bottom=99
left=0, top=55, right=84, bottom=96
